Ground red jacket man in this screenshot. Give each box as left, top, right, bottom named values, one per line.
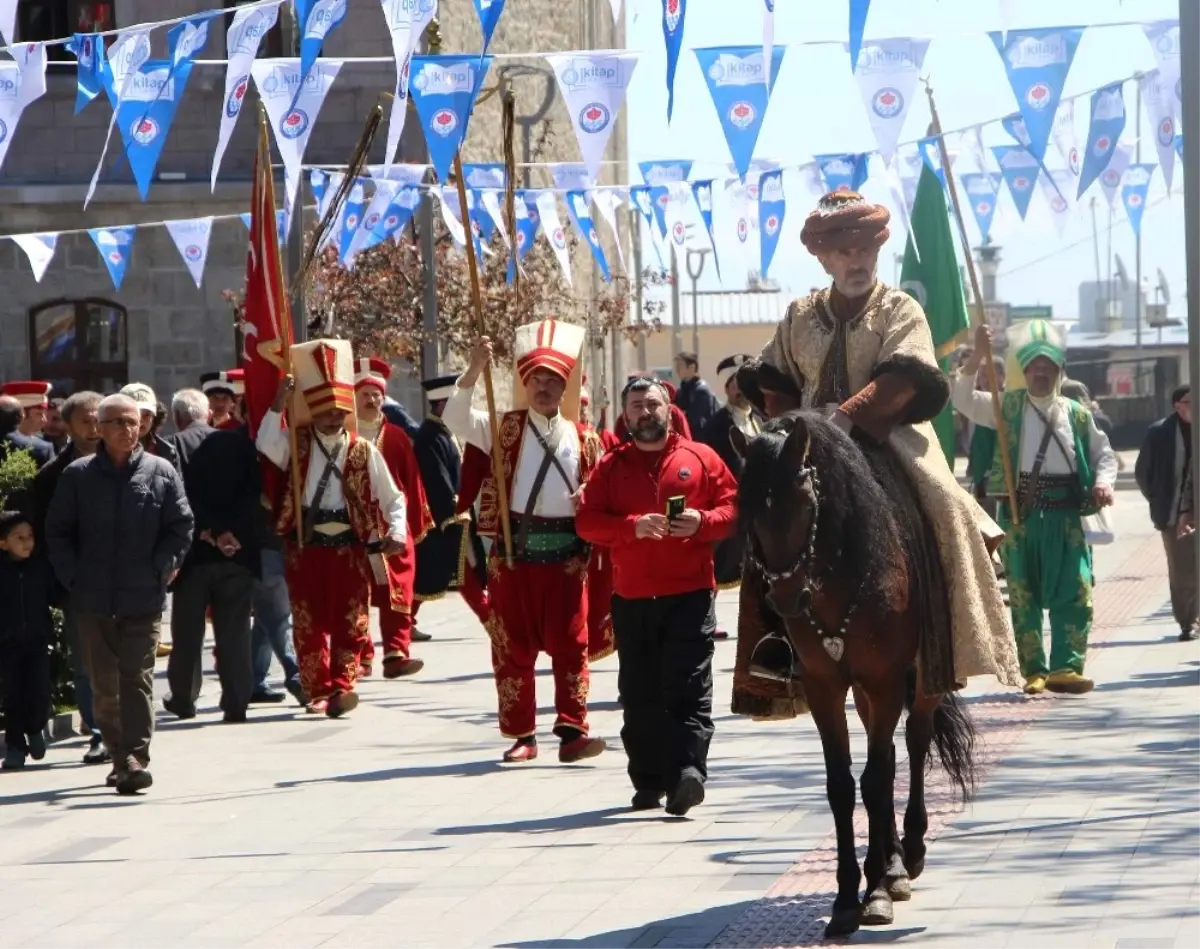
left=353, top=357, right=434, bottom=678
left=576, top=376, right=737, bottom=816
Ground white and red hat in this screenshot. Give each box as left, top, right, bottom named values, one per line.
left=200, top=371, right=238, bottom=397
left=353, top=357, right=391, bottom=392
left=512, top=319, right=587, bottom=421
left=292, top=339, right=355, bottom=416
left=1, top=380, right=51, bottom=410
left=225, top=368, right=245, bottom=397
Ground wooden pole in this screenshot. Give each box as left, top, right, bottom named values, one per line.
left=258, top=104, right=305, bottom=547
left=924, top=81, right=1021, bottom=524
left=452, top=151, right=515, bottom=566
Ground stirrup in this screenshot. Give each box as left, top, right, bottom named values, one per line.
left=748, top=631, right=798, bottom=683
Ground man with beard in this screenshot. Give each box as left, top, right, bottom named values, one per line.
left=353, top=357, right=433, bottom=678
left=576, top=377, right=737, bottom=814
left=731, top=191, right=1020, bottom=719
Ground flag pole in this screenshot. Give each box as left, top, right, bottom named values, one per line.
left=924, top=80, right=1021, bottom=525
left=452, top=151, right=515, bottom=567
left=258, top=104, right=305, bottom=548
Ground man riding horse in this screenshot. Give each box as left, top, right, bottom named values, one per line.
left=732, top=191, right=1020, bottom=719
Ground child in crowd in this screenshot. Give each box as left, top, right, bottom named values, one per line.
left=0, top=510, right=59, bottom=771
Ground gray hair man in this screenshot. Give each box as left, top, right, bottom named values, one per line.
left=45, top=393, right=194, bottom=794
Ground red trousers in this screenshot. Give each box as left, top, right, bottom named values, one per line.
left=485, top=554, right=590, bottom=740
left=362, top=584, right=413, bottom=663
left=284, top=543, right=371, bottom=702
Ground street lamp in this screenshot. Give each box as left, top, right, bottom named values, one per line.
left=685, top=244, right=710, bottom=355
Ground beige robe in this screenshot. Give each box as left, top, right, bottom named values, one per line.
left=761, top=285, right=1020, bottom=689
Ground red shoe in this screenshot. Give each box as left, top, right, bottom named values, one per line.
left=713, top=629, right=730, bottom=640
left=383, top=657, right=425, bottom=679
left=359, top=663, right=373, bottom=678
left=307, top=698, right=330, bottom=714
left=502, top=740, right=538, bottom=763
left=559, top=735, right=606, bottom=763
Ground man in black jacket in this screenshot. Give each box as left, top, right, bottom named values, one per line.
left=46, top=393, right=194, bottom=794
left=1136, top=385, right=1196, bottom=640
left=672, top=352, right=721, bottom=437
left=162, top=388, right=261, bottom=723
left=0, top=395, right=53, bottom=484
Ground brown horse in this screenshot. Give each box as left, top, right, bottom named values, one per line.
left=732, top=411, right=978, bottom=938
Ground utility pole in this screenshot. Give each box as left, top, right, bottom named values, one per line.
left=1134, top=71, right=1144, bottom=389
left=1181, top=0, right=1200, bottom=571
left=632, top=207, right=648, bottom=371
left=669, top=246, right=682, bottom=358
left=685, top=247, right=709, bottom=355
left=283, top=4, right=306, bottom=343
left=418, top=19, right=443, bottom=378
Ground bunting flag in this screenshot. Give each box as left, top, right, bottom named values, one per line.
left=757, top=169, right=785, bottom=279
left=1001, top=111, right=1032, bottom=148
left=0, top=0, right=15, bottom=46
left=661, top=181, right=694, bottom=255
left=112, top=60, right=194, bottom=200
left=762, top=2, right=775, bottom=87
left=960, top=126, right=989, bottom=175
left=89, top=226, right=136, bottom=290
left=337, top=179, right=368, bottom=265
left=253, top=58, right=343, bottom=231
left=0, top=45, right=48, bottom=175
left=989, top=28, right=1084, bottom=163
left=815, top=153, right=869, bottom=193
left=167, top=15, right=212, bottom=66
left=86, top=30, right=151, bottom=208
left=550, top=161, right=594, bottom=193
left=639, top=160, right=691, bottom=240
left=408, top=54, right=493, bottom=183
left=997, top=0, right=1015, bottom=42
left=212, top=1, right=280, bottom=190
left=609, top=0, right=623, bottom=25
left=1120, top=163, right=1155, bottom=237
left=372, top=184, right=422, bottom=245
left=694, top=45, right=785, bottom=180
left=592, top=189, right=627, bottom=273
left=436, top=187, right=470, bottom=249
left=518, top=190, right=542, bottom=257
left=992, top=144, right=1040, bottom=220
left=961, top=172, right=999, bottom=243
left=472, top=0, right=507, bottom=53
left=310, top=168, right=330, bottom=214
left=691, top=179, right=721, bottom=280
left=13, top=233, right=58, bottom=284
left=1078, top=82, right=1125, bottom=199
left=564, top=191, right=611, bottom=280
left=849, top=0, right=872, bottom=72
left=535, top=191, right=573, bottom=286
left=165, top=217, right=214, bottom=288
left=1098, top=142, right=1132, bottom=211
left=629, top=184, right=664, bottom=266
left=851, top=38, right=929, bottom=166
left=1050, top=97, right=1079, bottom=181
left=726, top=178, right=758, bottom=278
left=661, top=0, right=687, bottom=121
left=547, top=51, right=639, bottom=183
left=292, top=0, right=348, bottom=111
left=381, top=0, right=437, bottom=169
left=68, top=33, right=106, bottom=114
left=1039, top=168, right=1074, bottom=238
left=1143, top=20, right=1181, bottom=113
left=1142, top=70, right=1178, bottom=192
left=240, top=210, right=288, bottom=245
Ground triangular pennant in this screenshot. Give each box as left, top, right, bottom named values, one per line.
left=989, top=28, right=1084, bottom=163
left=408, top=55, right=493, bottom=183
left=849, top=0, right=872, bottom=72
left=337, top=179, right=368, bottom=266
left=547, top=52, right=639, bottom=183
left=661, top=0, right=688, bottom=121
left=1078, top=82, right=1125, bottom=199
left=592, top=189, right=627, bottom=274
left=0, top=47, right=48, bottom=176
left=367, top=163, right=430, bottom=186
left=310, top=169, right=330, bottom=213
left=165, top=217, right=214, bottom=288
left=240, top=210, right=287, bottom=244
left=436, top=187, right=469, bottom=248
left=992, top=144, right=1040, bottom=220
left=550, top=161, right=594, bottom=194
left=757, top=170, right=785, bottom=279
left=1050, top=97, right=1080, bottom=183
left=564, top=191, right=611, bottom=281
left=85, top=29, right=151, bottom=208
left=212, top=1, right=281, bottom=190
left=815, top=153, right=870, bottom=193
left=381, top=0, right=437, bottom=168
left=851, top=38, right=928, bottom=166
left=167, top=15, right=212, bottom=66
left=694, top=46, right=785, bottom=180
left=472, top=0, right=507, bottom=53
left=516, top=190, right=542, bottom=259
left=1038, top=168, right=1074, bottom=238
left=762, top=2, right=776, bottom=88
left=67, top=33, right=106, bottom=114
left=1098, top=142, right=1132, bottom=211
left=1120, top=163, right=1155, bottom=238
left=1142, top=70, right=1178, bottom=192
left=292, top=0, right=348, bottom=112
left=88, top=226, right=136, bottom=290
left=12, top=233, right=58, bottom=283
left=0, top=0, right=15, bottom=46
left=960, top=173, right=999, bottom=244
left=691, top=179, right=721, bottom=282
left=371, top=184, right=422, bottom=246
left=1142, top=20, right=1181, bottom=111
left=535, top=191, right=573, bottom=286
left=112, top=60, right=195, bottom=201
left=252, top=58, right=343, bottom=232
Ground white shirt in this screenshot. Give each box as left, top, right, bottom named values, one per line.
left=443, top=377, right=581, bottom=518
left=951, top=372, right=1118, bottom=487
left=256, top=410, right=408, bottom=543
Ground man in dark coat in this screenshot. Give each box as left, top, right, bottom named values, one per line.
left=0, top=394, right=54, bottom=474
left=1136, top=385, right=1196, bottom=640
left=672, top=352, right=721, bottom=437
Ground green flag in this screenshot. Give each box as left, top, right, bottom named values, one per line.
left=899, top=163, right=970, bottom=466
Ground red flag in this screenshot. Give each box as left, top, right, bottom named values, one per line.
left=240, top=114, right=291, bottom=439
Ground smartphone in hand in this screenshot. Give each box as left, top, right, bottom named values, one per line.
left=666, top=495, right=686, bottom=521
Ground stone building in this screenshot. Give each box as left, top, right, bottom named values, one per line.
left=0, top=0, right=625, bottom=411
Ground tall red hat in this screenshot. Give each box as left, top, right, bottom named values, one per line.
left=225, top=368, right=245, bottom=397
left=292, top=340, right=355, bottom=416
left=353, top=357, right=391, bottom=391
left=1, top=381, right=51, bottom=409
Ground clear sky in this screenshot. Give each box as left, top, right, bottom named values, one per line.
left=622, top=0, right=1185, bottom=322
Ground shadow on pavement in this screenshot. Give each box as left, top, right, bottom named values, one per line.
left=274, top=758, right=505, bottom=789
left=499, top=901, right=758, bottom=949
left=436, top=806, right=635, bottom=837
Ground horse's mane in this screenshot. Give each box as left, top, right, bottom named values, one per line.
left=738, top=411, right=902, bottom=613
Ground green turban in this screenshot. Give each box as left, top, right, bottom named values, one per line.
left=1015, top=319, right=1066, bottom=370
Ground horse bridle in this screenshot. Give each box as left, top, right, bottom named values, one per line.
left=747, top=462, right=860, bottom=658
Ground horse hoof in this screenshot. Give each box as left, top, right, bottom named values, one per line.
left=860, top=888, right=894, bottom=926
left=904, top=855, right=926, bottom=881
left=886, top=873, right=912, bottom=901
left=824, top=906, right=862, bottom=938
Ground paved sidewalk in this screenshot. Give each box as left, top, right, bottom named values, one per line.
left=0, top=499, right=1196, bottom=949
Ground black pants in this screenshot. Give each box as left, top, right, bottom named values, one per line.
left=612, top=589, right=715, bottom=794
left=167, top=561, right=255, bottom=715
left=1, top=638, right=51, bottom=752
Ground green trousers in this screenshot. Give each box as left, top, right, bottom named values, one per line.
left=997, top=502, right=1093, bottom=678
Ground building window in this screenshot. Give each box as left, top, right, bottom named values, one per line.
left=225, top=0, right=285, bottom=57
left=18, top=1, right=116, bottom=63
left=28, top=298, right=128, bottom=397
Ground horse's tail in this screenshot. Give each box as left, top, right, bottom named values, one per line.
left=929, top=691, right=978, bottom=801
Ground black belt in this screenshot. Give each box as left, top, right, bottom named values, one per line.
left=1015, top=473, right=1081, bottom=511
left=301, top=507, right=357, bottom=548
left=504, top=514, right=587, bottom=565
